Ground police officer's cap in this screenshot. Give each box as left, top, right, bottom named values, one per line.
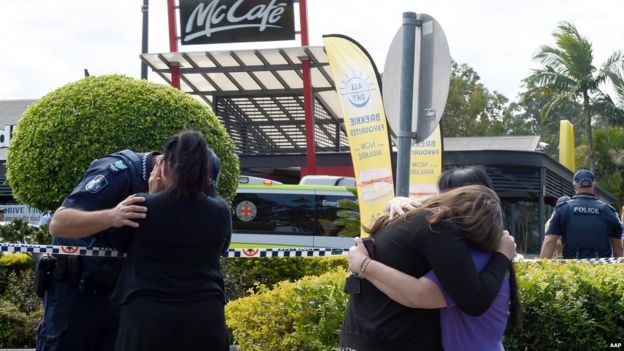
left=573, top=169, right=595, bottom=188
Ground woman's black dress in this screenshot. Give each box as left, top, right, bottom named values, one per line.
left=112, top=192, right=232, bottom=351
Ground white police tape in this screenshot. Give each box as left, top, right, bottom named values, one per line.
left=1, top=243, right=124, bottom=257
left=228, top=247, right=349, bottom=258
left=1, top=242, right=622, bottom=262
left=0, top=242, right=349, bottom=258
left=520, top=257, right=622, bottom=264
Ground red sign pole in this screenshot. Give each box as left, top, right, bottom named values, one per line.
left=299, top=0, right=316, bottom=175
left=166, top=0, right=181, bottom=89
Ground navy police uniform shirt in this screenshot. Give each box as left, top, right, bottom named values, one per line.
left=52, top=152, right=156, bottom=286
left=53, top=152, right=153, bottom=249
left=546, top=193, right=622, bottom=258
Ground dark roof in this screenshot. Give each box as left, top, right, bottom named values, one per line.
left=0, top=99, right=36, bottom=126
left=444, top=136, right=541, bottom=152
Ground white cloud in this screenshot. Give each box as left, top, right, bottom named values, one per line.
left=1, top=0, right=623, bottom=100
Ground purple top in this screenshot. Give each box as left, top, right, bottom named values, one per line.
left=425, top=250, right=509, bottom=351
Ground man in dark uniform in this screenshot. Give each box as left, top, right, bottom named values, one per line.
left=540, top=169, right=623, bottom=259
left=36, top=150, right=161, bottom=351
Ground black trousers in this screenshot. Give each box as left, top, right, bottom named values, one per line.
left=115, top=295, right=228, bottom=351
left=36, top=279, right=118, bottom=351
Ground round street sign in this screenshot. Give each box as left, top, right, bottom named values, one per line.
left=382, top=13, right=451, bottom=143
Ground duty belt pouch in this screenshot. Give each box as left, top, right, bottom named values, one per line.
left=54, top=255, right=81, bottom=283
left=34, top=255, right=57, bottom=298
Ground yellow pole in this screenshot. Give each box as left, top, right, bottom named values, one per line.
left=559, top=120, right=575, bottom=171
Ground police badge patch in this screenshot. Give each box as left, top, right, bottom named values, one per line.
left=85, top=175, right=108, bottom=193
left=109, top=160, right=128, bottom=173
left=114, top=160, right=128, bottom=170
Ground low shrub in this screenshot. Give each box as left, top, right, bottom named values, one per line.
left=0, top=299, right=39, bottom=348
left=504, top=260, right=624, bottom=350
left=2, top=270, right=42, bottom=315
left=226, top=260, right=624, bottom=351
left=0, top=218, right=51, bottom=294
left=0, top=253, right=32, bottom=276
left=0, top=270, right=42, bottom=348
left=222, top=256, right=347, bottom=300
left=226, top=269, right=348, bottom=351
left=0, top=218, right=51, bottom=245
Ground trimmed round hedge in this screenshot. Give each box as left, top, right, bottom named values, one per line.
left=7, top=75, right=239, bottom=210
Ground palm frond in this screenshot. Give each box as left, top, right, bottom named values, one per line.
left=548, top=22, right=595, bottom=81
left=590, top=93, right=624, bottom=124
left=540, top=90, right=577, bottom=121
left=526, top=67, right=577, bottom=93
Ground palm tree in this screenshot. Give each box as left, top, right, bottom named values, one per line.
left=525, top=22, right=622, bottom=173
left=606, top=61, right=624, bottom=123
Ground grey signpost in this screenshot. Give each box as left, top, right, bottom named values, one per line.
left=382, top=12, right=451, bottom=197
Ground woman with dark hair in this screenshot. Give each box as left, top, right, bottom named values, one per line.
left=339, top=167, right=517, bottom=351
left=437, top=166, right=493, bottom=190
left=386, top=166, right=493, bottom=219
left=111, top=130, right=231, bottom=351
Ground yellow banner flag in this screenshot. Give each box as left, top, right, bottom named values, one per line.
left=323, top=35, right=395, bottom=231
left=409, top=125, right=443, bottom=201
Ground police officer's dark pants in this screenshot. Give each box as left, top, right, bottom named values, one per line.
left=36, top=279, right=118, bottom=351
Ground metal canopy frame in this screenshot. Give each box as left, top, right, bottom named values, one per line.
left=141, top=46, right=349, bottom=154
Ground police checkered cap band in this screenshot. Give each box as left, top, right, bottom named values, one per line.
left=573, top=169, right=594, bottom=187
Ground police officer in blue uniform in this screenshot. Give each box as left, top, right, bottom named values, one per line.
left=37, top=150, right=161, bottom=351
left=540, top=169, right=623, bottom=259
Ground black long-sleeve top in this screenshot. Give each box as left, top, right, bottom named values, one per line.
left=340, top=211, right=510, bottom=351
left=111, top=192, right=232, bottom=305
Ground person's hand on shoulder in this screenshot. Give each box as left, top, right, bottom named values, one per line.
left=496, top=230, right=517, bottom=261
left=386, top=196, right=421, bottom=220
left=348, top=238, right=370, bottom=275
left=109, top=194, right=147, bottom=228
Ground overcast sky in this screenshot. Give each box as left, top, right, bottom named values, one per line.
left=1, top=0, right=623, bottom=101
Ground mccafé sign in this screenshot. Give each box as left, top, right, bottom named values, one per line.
left=179, top=0, right=295, bottom=45
left=0, top=125, right=15, bottom=148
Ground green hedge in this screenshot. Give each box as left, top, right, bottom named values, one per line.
left=0, top=270, right=42, bottom=348
left=3, top=259, right=623, bottom=349
left=504, top=261, right=624, bottom=350
left=226, top=269, right=348, bottom=350
left=7, top=75, right=239, bottom=210
left=222, top=256, right=347, bottom=300
left=226, top=260, right=624, bottom=351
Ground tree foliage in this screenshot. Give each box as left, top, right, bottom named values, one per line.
left=524, top=22, right=622, bottom=172
left=508, top=85, right=582, bottom=159
left=441, top=61, right=511, bottom=137
left=590, top=126, right=624, bottom=205
left=7, top=75, right=240, bottom=211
